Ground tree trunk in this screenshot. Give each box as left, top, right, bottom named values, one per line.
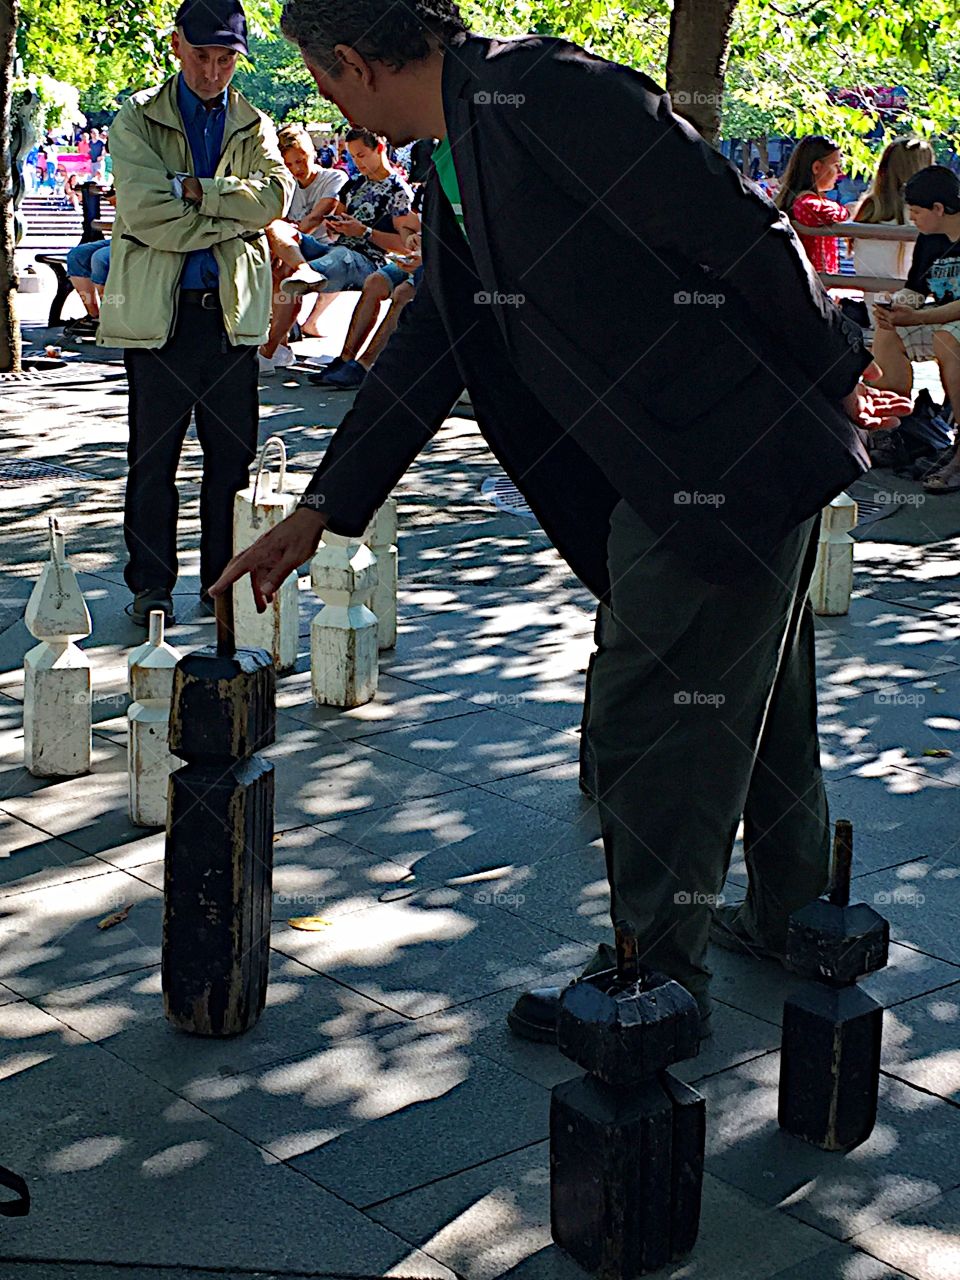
left=756, top=135, right=769, bottom=173
left=741, top=140, right=753, bottom=175
left=0, top=0, right=21, bottom=375
left=665, top=0, right=741, bottom=144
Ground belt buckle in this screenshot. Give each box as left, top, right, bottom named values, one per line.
left=200, top=291, right=218, bottom=310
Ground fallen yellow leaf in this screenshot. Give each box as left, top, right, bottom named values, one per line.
left=97, top=903, right=133, bottom=930
left=922, top=748, right=953, bottom=758
left=288, top=915, right=332, bottom=931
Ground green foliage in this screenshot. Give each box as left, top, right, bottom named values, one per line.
left=233, top=34, right=340, bottom=124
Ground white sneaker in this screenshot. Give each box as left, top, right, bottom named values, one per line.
left=258, top=352, right=277, bottom=375
left=273, top=344, right=296, bottom=368
left=278, top=266, right=328, bottom=300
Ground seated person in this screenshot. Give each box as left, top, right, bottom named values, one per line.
left=313, top=206, right=423, bottom=389
left=64, top=239, right=111, bottom=335
left=258, top=123, right=349, bottom=373
left=297, top=126, right=413, bottom=331
left=872, top=165, right=960, bottom=493
left=775, top=136, right=848, bottom=275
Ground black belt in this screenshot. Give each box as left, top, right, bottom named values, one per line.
left=180, top=289, right=221, bottom=309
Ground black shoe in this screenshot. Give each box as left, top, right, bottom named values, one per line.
left=307, top=355, right=345, bottom=385
left=710, top=904, right=786, bottom=966
left=130, top=588, right=175, bottom=627
left=506, top=986, right=565, bottom=1043
left=506, top=983, right=714, bottom=1043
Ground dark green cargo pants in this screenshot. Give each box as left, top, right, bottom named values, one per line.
left=583, top=500, right=829, bottom=1017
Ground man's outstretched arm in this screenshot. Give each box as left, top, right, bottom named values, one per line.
left=210, top=273, right=467, bottom=607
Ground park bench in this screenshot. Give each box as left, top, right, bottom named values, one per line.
left=34, top=183, right=115, bottom=328
left=791, top=219, right=918, bottom=297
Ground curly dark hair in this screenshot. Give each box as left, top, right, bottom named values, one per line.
left=281, top=0, right=467, bottom=76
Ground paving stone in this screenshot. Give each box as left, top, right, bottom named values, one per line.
left=291, top=1052, right=551, bottom=1209
left=0, top=810, right=117, bottom=893
left=273, top=887, right=591, bottom=1019
left=381, top=635, right=592, bottom=734
left=851, top=1185, right=960, bottom=1280
left=818, top=667, right=960, bottom=780
left=276, top=668, right=484, bottom=742
left=368, top=1140, right=838, bottom=1280
left=709, top=935, right=960, bottom=1028
left=854, top=862, right=960, bottom=966
left=480, top=759, right=599, bottom=836
left=823, top=768, right=960, bottom=865
left=0, top=736, right=144, bottom=856
left=0, top=865, right=161, bottom=999
left=268, top=717, right=470, bottom=832
left=312, top=786, right=592, bottom=889
left=765, top=1243, right=913, bottom=1279
left=39, top=954, right=402, bottom=1092
left=0, top=1003, right=452, bottom=1276
left=700, top=1053, right=960, bottom=1240
left=881, top=981, right=960, bottom=1104
left=343, top=711, right=579, bottom=788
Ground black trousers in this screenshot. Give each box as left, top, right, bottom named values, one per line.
left=123, top=299, right=259, bottom=594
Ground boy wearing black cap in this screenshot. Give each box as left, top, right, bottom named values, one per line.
left=98, top=0, right=293, bottom=624
left=872, top=164, right=960, bottom=491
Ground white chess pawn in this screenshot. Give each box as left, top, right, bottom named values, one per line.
left=810, top=493, right=858, bottom=617
left=363, top=498, right=398, bottom=651
left=232, top=435, right=300, bottom=671
left=127, top=610, right=181, bottom=827
left=23, top=518, right=93, bottom=777
left=310, top=531, right=379, bottom=708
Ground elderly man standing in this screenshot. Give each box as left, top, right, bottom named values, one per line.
left=99, top=0, right=292, bottom=625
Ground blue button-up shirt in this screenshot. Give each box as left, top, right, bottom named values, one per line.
left=176, top=74, right=227, bottom=290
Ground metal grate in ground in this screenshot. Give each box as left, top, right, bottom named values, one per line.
left=0, top=460, right=90, bottom=485
left=480, top=473, right=538, bottom=521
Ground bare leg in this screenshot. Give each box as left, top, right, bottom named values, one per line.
left=69, top=276, right=99, bottom=318
left=340, top=273, right=392, bottom=361
left=359, top=280, right=415, bottom=368
left=870, top=325, right=914, bottom=395
left=925, top=330, right=960, bottom=487
left=300, top=292, right=337, bottom=338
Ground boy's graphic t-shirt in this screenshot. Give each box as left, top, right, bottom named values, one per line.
left=905, top=234, right=960, bottom=305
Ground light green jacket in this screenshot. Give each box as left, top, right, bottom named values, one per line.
left=98, top=75, right=293, bottom=349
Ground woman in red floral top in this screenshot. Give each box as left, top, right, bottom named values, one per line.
left=775, top=136, right=848, bottom=275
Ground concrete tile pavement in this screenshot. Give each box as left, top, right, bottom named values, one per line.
left=2, top=331, right=960, bottom=1274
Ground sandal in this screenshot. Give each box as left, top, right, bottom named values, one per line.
left=923, top=467, right=960, bottom=494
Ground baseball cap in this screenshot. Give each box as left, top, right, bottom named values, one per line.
left=174, top=0, right=249, bottom=54
left=904, top=164, right=960, bottom=214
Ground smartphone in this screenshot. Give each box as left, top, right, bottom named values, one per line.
left=875, top=296, right=893, bottom=310
left=387, top=252, right=418, bottom=266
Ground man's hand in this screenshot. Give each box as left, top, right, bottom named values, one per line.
left=181, top=176, right=203, bottom=206
left=208, top=507, right=327, bottom=611
left=325, top=213, right=365, bottom=238
left=840, top=361, right=913, bottom=432
left=873, top=303, right=918, bottom=330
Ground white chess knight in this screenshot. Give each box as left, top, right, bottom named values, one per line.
left=23, top=518, right=93, bottom=777
left=127, top=610, right=181, bottom=827
left=810, top=493, right=857, bottom=617
left=232, top=435, right=299, bottom=671
left=310, top=530, right=379, bottom=708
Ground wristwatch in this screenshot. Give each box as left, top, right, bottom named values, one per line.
left=361, top=225, right=373, bottom=242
